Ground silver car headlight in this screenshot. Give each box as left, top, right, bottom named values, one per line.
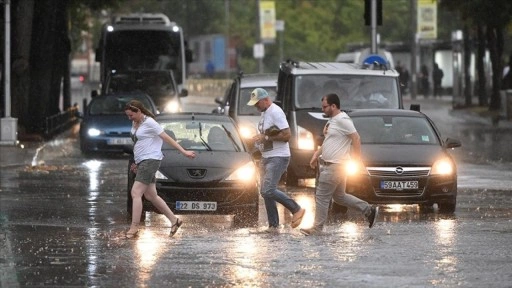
left=297, top=126, right=315, bottom=150
left=431, top=158, right=454, bottom=175
left=238, top=124, right=258, bottom=139
left=225, top=161, right=257, bottom=182
left=163, top=100, right=181, bottom=113
left=87, top=128, right=102, bottom=137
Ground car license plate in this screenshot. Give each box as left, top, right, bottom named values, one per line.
left=176, top=201, right=217, bottom=211
left=107, top=138, right=132, bottom=145
left=381, top=181, right=418, bottom=190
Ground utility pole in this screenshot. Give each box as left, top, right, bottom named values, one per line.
left=370, top=0, right=377, bottom=54
left=1, top=0, right=18, bottom=146
left=225, top=0, right=230, bottom=78
left=410, top=0, right=418, bottom=100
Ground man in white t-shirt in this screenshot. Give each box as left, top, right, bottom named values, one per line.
left=300, top=93, right=379, bottom=236
left=247, top=88, right=305, bottom=231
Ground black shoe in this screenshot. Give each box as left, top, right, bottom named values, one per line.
left=367, top=206, right=379, bottom=228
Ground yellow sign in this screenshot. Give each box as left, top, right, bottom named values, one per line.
left=417, top=0, right=437, bottom=39
left=259, top=1, right=276, bottom=43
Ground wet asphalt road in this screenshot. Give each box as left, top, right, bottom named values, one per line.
left=1, top=96, right=512, bottom=287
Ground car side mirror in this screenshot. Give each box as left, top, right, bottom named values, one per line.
left=444, top=137, right=461, bottom=149
left=215, top=97, right=224, bottom=105
left=91, top=90, right=99, bottom=98
left=410, top=104, right=421, bottom=111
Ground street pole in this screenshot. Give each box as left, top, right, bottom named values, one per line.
left=276, top=20, right=284, bottom=62
left=225, top=0, right=230, bottom=78
left=370, top=0, right=377, bottom=54
left=1, top=0, right=18, bottom=146
left=410, top=0, right=417, bottom=100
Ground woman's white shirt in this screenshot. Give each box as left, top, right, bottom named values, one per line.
left=132, top=117, right=164, bottom=164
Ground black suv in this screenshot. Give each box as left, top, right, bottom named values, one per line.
left=276, top=60, right=403, bottom=185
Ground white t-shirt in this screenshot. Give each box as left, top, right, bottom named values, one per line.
left=321, top=112, right=356, bottom=163
left=131, top=116, right=165, bottom=164
left=258, top=103, right=290, bottom=158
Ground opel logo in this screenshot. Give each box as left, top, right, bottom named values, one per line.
left=395, top=167, right=404, bottom=175
left=187, top=169, right=207, bottom=179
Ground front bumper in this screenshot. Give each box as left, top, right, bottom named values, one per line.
left=144, top=181, right=259, bottom=215
left=346, top=174, right=457, bottom=205
left=81, top=136, right=132, bottom=153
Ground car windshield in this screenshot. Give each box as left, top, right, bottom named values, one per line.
left=107, top=71, right=177, bottom=98
left=238, top=87, right=277, bottom=116
left=159, top=120, right=244, bottom=151
left=352, top=115, right=439, bottom=145
left=89, top=95, right=153, bottom=115
left=294, top=75, right=399, bottom=109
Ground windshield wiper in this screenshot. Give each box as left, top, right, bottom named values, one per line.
left=221, top=125, right=241, bottom=152
left=198, top=122, right=212, bottom=151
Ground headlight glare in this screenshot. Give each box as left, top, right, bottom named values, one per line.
left=226, top=161, right=257, bottom=182
left=164, top=100, right=181, bottom=113
left=344, top=159, right=367, bottom=176
left=239, top=124, right=258, bottom=139
left=87, top=128, right=101, bottom=137
left=431, top=158, right=454, bottom=175
left=297, top=126, right=315, bottom=150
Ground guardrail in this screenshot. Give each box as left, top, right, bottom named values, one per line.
left=44, top=105, right=80, bottom=138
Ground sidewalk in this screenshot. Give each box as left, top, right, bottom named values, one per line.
left=403, top=93, right=512, bottom=129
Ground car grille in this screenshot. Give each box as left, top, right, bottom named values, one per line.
left=367, top=167, right=430, bottom=197
left=367, top=167, right=430, bottom=177
left=105, top=131, right=130, bottom=137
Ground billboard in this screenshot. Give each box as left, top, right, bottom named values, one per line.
left=259, top=1, right=276, bottom=43
left=417, top=0, right=437, bottom=40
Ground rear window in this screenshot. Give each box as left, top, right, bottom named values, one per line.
left=294, top=75, right=399, bottom=109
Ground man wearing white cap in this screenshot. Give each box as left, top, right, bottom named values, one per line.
left=247, top=88, right=306, bottom=231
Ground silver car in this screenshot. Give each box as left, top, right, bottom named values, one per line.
left=213, top=73, right=277, bottom=140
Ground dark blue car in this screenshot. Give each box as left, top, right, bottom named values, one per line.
left=79, top=92, right=158, bottom=154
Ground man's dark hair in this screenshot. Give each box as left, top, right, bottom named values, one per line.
left=323, top=93, right=340, bottom=109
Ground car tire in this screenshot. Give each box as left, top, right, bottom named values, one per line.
left=418, top=203, right=434, bottom=213
left=233, top=206, right=259, bottom=228
left=79, top=138, right=91, bottom=156
left=438, top=200, right=456, bottom=214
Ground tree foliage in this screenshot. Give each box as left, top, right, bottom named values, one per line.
left=5, top=0, right=512, bottom=135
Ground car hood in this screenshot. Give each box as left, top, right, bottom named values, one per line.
left=159, top=150, right=254, bottom=183
left=82, top=115, right=132, bottom=132
left=361, top=144, right=448, bottom=166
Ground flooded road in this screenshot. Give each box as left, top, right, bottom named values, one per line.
left=1, top=96, right=512, bottom=287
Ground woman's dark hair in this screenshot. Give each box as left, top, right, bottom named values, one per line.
left=323, top=93, right=340, bottom=109
left=124, top=100, right=155, bottom=118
